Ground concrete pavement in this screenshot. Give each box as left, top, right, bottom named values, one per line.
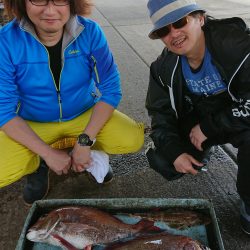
left=0, top=0, right=250, bottom=249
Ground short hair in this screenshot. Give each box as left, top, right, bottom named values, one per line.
left=3, top=0, right=93, bottom=21
left=189, top=10, right=206, bottom=18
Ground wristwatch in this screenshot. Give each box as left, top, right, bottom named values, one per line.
left=77, top=133, right=95, bottom=147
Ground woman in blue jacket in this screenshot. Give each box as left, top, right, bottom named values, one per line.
left=0, top=0, right=144, bottom=205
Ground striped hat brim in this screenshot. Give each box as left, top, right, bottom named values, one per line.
left=148, top=0, right=205, bottom=39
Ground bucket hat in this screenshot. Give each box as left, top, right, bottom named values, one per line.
left=147, top=0, right=205, bottom=39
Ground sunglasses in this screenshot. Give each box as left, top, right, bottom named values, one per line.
left=29, top=0, right=70, bottom=6
left=154, top=16, right=189, bottom=38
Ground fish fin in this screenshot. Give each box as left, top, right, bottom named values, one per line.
left=134, top=219, right=163, bottom=233
left=52, top=234, right=79, bottom=250
left=45, top=216, right=60, bottom=238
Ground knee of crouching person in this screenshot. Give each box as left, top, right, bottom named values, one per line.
left=129, top=122, right=145, bottom=153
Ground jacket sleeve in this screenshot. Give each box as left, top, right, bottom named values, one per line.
left=90, top=23, right=121, bottom=108
left=146, top=61, right=185, bottom=163
left=0, top=34, right=19, bottom=127
left=200, top=55, right=250, bottom=137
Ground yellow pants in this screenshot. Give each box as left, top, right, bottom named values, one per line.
left=0, top=109, right=144, bottom=188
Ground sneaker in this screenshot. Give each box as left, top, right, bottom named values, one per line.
left=23, top=160, right=49, bottom=206
left=240, top=200, right=250, bottom=235
left=88, top=166, right=113, bottom=184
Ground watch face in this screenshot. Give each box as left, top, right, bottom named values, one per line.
left=78, top=134, right=93, bottom=146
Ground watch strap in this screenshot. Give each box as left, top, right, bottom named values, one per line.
left=77, top=133, right=96, bottom=147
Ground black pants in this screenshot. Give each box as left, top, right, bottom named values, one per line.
left=146, top=128, right=250, bottom=208
left=229, top=131, right=250, bottom=208
left=146, top=140, right=213, bottom=180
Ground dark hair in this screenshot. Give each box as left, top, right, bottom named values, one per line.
left=3, top=0, right=93, bottom=21
left=189, top=10, right=213, bottom=27
left=189, top=10, right=206, bottom=18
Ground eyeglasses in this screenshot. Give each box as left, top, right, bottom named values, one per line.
left=29, top=0, right=70, bottom=6
left=154, top=16, right=189, bottom=38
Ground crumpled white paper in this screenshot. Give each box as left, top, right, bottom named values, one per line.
left=86, top=150, right=110, bottom=183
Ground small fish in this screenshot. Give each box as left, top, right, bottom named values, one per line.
left=105, top=232, right=211, bottom=250
left=116, top=209, right=211, bottom=230
left=26, top=206, right=161, bottom=250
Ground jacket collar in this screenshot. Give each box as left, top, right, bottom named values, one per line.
left=62, top=15, right=84, bottom=49
left=157, top=48, right=180, bottom=87
left=19, top=15, right=84, bottom=50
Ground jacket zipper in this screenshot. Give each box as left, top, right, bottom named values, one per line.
left=46, top=50, right=63, bottom=120
left=227, top=53, right=250, bottom=102
left=162, top=56, right=179, bottom=118
left=15, top=101, right=21, bottom=114
left=43, top=47, right=64, bottom=121
left=20, top=25, right=83, bottom=121
left=57, top=33, right=82, bottom=120
left=91, top=55, right=100, bottom=84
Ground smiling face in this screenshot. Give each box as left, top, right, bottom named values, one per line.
left=161, top=14, right=205, bottom=58
left=25, top=0, right=70, bottom=38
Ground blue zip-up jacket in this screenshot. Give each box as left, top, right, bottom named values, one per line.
left=0, top=16, right=121, bottom=127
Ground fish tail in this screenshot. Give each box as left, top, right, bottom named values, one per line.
left=134, top=219, right=162, bottom=233
left=52, top=234, right=79, bottom=250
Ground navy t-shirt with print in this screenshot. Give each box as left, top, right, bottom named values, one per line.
left=181, top=48, right=227, bottom=96
left=180, top=48, right=231, bottom=119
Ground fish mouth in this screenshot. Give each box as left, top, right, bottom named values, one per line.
left=26, top=216, right=61, bottom=242
left=26, top=231, right=47, bottom=241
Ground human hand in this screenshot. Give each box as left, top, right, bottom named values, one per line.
left=71, top=144, right=92, bottom=172
left=173, top=153, right=203, bottom=175
left=189, top=124, right=207, bottom=151
left=43, top=148, right=71, bottom=175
